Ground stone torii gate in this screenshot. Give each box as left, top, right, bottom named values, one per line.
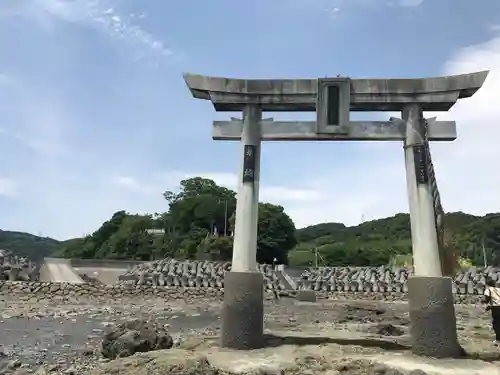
left=183, top=71, right=488, bottom=357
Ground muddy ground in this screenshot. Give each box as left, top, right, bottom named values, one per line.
left=0, top=296, right=499, bottom=374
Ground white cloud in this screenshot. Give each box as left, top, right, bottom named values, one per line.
left=432, top=36, right=500, bottom=215
left=112, top=176, right=139, bottom=188
left=0, top=80, right=72, bottom=157
left=110, top=175, right=159, bottom=194
left=111, top=172, right=324, bottom=205
left=2, top=0, right=172, bottom=60
left=0, top=74, right=18, bottom=86
left=282, top=34, right=500, bottom=229
left=182, top=172, right=323, bottom=203
left=0, top=177, right=17, bottom=197
left=317, top=0, right=424, bottom=15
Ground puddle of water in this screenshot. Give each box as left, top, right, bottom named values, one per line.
left=0, top=310, right=220, bottom=365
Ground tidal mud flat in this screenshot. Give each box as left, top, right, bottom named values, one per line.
left=0, top=296, right=499, bottom=374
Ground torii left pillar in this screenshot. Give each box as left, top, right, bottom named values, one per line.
left=220, top=104, right=265, bottom=349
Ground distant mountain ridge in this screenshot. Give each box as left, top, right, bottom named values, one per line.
left=0, top=229, right=61, bottom=261
left=290, top=212, right=500, bottom=267
left=2, top=211, right=500, bottom=266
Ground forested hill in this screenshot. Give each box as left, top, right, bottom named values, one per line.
left=290, top=212, right=500, bottom=267
left=0, top=229, right=60, bottom=260
left=0, top=178, right=499, bottom=267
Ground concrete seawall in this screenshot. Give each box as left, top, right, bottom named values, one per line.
left=38, top=258, right=147, bottom=285
left=69, top=258, right=146, bottom=285
left=39, top=258, right=84, bottom=283
left=74, top=267, right=129, bottom=285
left=69, top=259, right=146, bottom=268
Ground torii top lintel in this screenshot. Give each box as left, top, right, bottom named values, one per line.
left=183, top=71, right=488, bottom=112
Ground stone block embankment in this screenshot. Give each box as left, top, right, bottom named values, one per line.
left=294, top=265, right=500, bottom=294
left=0, top=249, right=38, bottom=281
left=0, top=281, right=222, bottom=303
left=118, top=258, right=500, bottom=296
left=119, top=259, right=289, bottom=291
left=0, top=281, right=482, bottom=305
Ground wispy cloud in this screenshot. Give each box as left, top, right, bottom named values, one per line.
left=2, top=0, right=172, bottom=61
left=110, top=172, right=324, bottom=205
left=311, top=0, right=425, bottom=19
left=0, top=74, right=18, bottom=86
left=0, top=80, right=72, bottom=157
left=110, top=175, right=159, bottom=194
left=0, top=177, right=17, bottom=198
left=397, top=0, right=424, bottom=7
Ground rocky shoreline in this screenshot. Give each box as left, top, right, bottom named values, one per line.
left=1, top=295, right=498, bottom=375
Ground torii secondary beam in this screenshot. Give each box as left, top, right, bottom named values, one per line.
left=213, top=119, right=457, bottom=141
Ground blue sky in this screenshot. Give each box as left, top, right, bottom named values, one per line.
left=0, top=0, right=499, bottom=240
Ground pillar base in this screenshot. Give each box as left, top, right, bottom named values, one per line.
left=408, top=276, right=464, bottom=358
left=221, top=271, right=264, bottom=349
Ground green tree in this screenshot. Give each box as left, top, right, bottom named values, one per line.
left=163, top=177, right=236, bottom=236
left=289, top=212, right=500, bottom=267
left=256, top=203, right=296, bottom=264
left=33, top=175, right=500, bottom=268
left=228, top=202, right=297, bottom=264
left=196, top=235, right=233, bottom=261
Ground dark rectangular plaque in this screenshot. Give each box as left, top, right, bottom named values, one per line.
left=413, top=145, right=428, bottom=184
left=242, top=145, right=256, bottom=183
left=326, top=85, right=340, bottom=126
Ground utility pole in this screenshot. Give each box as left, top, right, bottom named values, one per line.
left=313, top=248, right=325, bottom=268
left=481, top=236, right=488, bottom=268
left=224, top=199, right=228, bottom=237
left=215, top=199, right=229, bottom=237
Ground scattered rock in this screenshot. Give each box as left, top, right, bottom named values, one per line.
left=408, top=370, right=429, bottom=375
left=101, top=319, right=174, bottom=359
left=88, top=350, right=215, bottom=375
left=369, top=324, right=405, bottom=337
left=334, top=359, right=405, bottom=375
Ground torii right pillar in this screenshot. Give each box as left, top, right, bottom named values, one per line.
left=403, top=103, right=464, bottom=358
left=403, top=103, right=462, bottom=358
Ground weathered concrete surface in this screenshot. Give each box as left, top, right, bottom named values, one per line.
left=183, top=71, right=489, bottom=111
left=74, top=267, right=127, bottom=285
left=221, top=271, right=264, bottom=349
left=39, top=258, right=83, bottom=283
left=40, top=258, right=144, bottom=285
left=71, top=259, right=145, bottom=284
left=69, top=259, right=145, bottom=269
left=408, top=277, right=462, bottom=358
left=212, top=119, right=457, bottom=141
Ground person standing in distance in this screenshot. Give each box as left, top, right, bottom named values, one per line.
left=483, top=277, right=500, bottom=345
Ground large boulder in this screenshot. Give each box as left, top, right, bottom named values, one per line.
left=101, top=319, right=173, bottom=359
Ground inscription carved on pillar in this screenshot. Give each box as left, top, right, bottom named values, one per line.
left=413, top=144, right=428, bottom=184
left=242, top=145, right=256, bottom=183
